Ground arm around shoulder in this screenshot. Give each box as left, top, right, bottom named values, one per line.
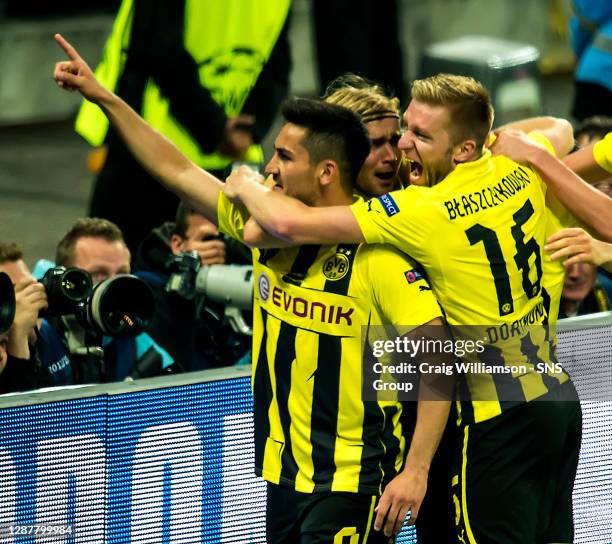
left=563, top=135, right=612, bottom=183
left=498, top=116, right=574, bottom=158
left=273, top=204, right=364, bottom=245
left=224, top=169, right=365, bottom=245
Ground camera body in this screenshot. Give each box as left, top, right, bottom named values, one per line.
left=40, top=266, right=92, bottom=317
left=40, top=266, right=154, bottom=337
left=166, top=251, right=253, bottom=335
left=165, top=252, right=200, bottom=300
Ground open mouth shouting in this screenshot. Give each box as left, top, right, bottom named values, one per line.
left=408, top=158, right=425, bottom=186
left=373, top=169, right=396, bottom=189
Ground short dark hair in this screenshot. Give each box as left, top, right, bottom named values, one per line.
left=56, top=217, right=126, bottom=267
left=280, top=97, right=371, bottom=190
left=0, top=243, right=23, bottom=264
left=174, top=201, right=198, bottom=239
left=575, top=116, right=612, bottom=144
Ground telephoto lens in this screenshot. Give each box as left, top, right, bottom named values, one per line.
left=40, top=267, right=92, bottom=316
left=0, top=271, right=16, bottom=334
left=83, top=274, right=155, bottom=336
left=196, top=264, right=253, bottom=309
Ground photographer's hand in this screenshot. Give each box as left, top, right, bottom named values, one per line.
left=8, top=279, right=47, bottom=359
left=182, top=224, right=227, bottom=266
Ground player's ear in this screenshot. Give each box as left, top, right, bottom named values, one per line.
left=317, top=160, right=338, bottom=188
left=453, top=138, right=477, bottom=163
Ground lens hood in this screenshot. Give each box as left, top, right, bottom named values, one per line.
left=0, top=272, right=16, bottom=334
left=85, top=274, right=155, bottom=336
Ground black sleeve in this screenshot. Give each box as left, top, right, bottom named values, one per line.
left=0, top=353, right=52, bottom=394
left=241, top=17, right=292, bottom=143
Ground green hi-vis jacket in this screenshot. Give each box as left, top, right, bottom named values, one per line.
left=76, top=0, right=290, bottom=171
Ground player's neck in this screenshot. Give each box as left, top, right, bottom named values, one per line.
left=454, top=146, right=485, bottom=166
left=315, top=186, right=354, bottom=207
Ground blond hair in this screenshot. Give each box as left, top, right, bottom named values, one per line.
left=324, top=74, right=400, bottom=124
left=411, top=74, right=494, bottom=149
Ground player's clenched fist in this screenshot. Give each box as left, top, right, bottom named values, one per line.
left=223, top=165, right=267, bottom=203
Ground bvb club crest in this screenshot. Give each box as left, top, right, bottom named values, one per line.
left=323, top=251, right=350, bottom=281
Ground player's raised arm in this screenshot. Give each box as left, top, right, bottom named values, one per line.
left=224, top=167, right=364, bottom=246
left=563, top=138, right=612, bottom=183
left=491, top=129, right=612, bottom=242
left=53, top=33, right=223, bottom=224
left=496, top=116, right=574, bottom=158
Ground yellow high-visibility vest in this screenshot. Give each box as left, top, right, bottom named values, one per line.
left=76, top=0, right=290, bottom=170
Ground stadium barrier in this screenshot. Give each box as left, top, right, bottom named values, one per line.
left=0, top=312, right=610, bottom=543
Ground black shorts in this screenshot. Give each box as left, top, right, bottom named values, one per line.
left=403, top=401, right=459, bottom=544
left=452, top=380, right=582, bottom=544
left=266, top=483, right=395, bottom=544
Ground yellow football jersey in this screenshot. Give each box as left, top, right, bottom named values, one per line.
left=352, top=141, right=569, bottom=423
left=594, top=132, right=612, bottom=173
left=217, top=192, right=442, bottom=493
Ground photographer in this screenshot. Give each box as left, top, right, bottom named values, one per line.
left=134, top=201, right=251, bottom=371
left=36, top=218, right=176, bottom=384
left=0, top=272, right=12, bottom=379
left=0, top=245, right=53, bottom=393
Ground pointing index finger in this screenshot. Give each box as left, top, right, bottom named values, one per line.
left=54, top=33, right=80, bottom=61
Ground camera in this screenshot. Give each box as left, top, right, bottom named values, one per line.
left=166, top=251, right=253, bottom=335
left=0, top=271, right=16, bottom=334
left=40, top=266, right=92, bottom=316
left=40, top=267, right=155, bottom=337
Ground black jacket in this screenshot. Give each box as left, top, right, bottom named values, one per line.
left=0, top=352, right=53, bottom=395
left=133, top=223, right=250, bottom=371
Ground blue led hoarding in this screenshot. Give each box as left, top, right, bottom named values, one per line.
left=0, top=314, right=610, bottom=543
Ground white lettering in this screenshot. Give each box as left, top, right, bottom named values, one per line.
left=131, top=422, right=203, bottom=542
left=373, top=380, right=414, bottom=391
left=219, top=414, right=266, bottom=542
left=36, top=434, right=105, bottom=542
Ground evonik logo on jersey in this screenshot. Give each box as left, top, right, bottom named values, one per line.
left=261, top=281, right=355, bottom=326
